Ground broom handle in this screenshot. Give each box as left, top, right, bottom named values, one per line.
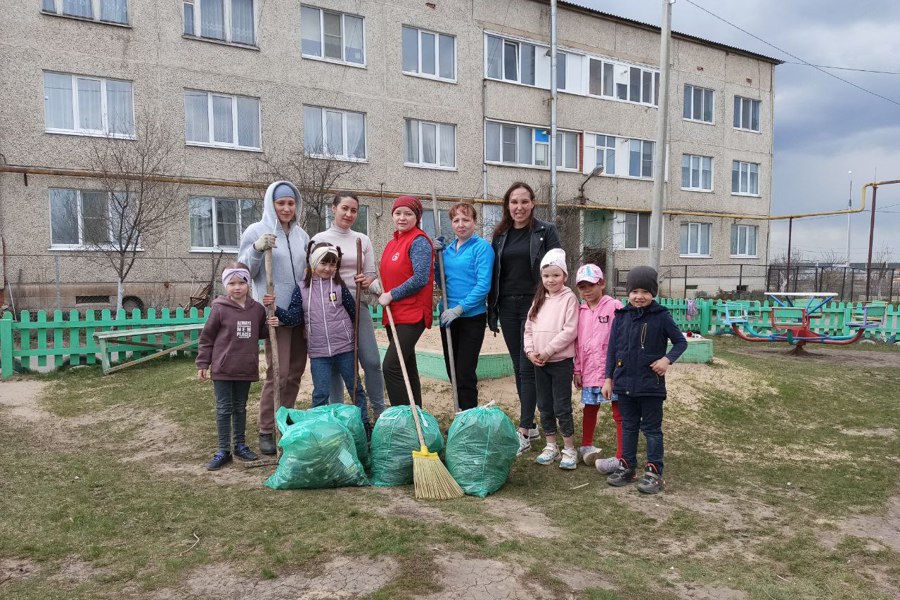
left=431, top=193, right=460, bottom=413
left=265, top=247, right=281, bottom=444
left=377, top=266, right=428, bottom=449
left=352, top=238, right=362, bottom=396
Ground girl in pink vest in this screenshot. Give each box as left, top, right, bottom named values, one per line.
left=376, top=196, right=434, bottom=407
left=573, top=263, right=622, bottom=474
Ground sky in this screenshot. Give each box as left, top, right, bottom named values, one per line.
left=578, top=0, right=900, bottom=264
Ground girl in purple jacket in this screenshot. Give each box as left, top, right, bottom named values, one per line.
left=269, top=242, right=370, bottom=436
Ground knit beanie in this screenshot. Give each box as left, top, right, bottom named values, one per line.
left=539, top=248, right=568, bottom=277
left=392, top=195, right=423, bottom=225
left=273, top=183, right=297, bottom=201
left=625, top=266, right=659, bottom=296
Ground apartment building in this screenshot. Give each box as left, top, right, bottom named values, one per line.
left=0, top=0, right=780, bottom=311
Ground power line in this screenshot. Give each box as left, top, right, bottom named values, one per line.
left=781, top=62, right=900, bottom=75
left=682, top=0, right=900, bottom=109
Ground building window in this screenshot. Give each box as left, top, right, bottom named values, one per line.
left=588, top=58, right=659, bottom=106
left=49, top=188, right=131, bottom=249
left=629, top=139, right=654, bottom=178
left=734, top=96, right=761, bottom=131
left=585, top=135, right=656, bottom=179
left=624, top=212, right=650, bottom=249
left=481, top=204, right=502, bottom=238
left=43, top=72, right=134, bottom=137
left=42, top=0, right=129, bottom=24
left=486, top=35, right=537, bottom=85
left=593, top=134, right=616, bottom=175
left=404, top=119, right=456, bottom=169
left=402, top=26, right=455, bottom=81
left=732, top=161, right=760, bottom=196
left=683, top=84, right=714, bottom=123
left=681, top=154, right=713, bottom=191
left=485, top=121, right=578, bottom=170
left=420, top=209, right=452, bottom=240
left=680, top=222, right=711, bottom=257
left=731, top=224, right=758, bottom=257
left=184, top=90, right=261, bottom=150
left=301, top=5, right=365, bottom=65
left=182, top=0, right=256, bottom=45
left=189, top=196, right=260, bottom=250
left=303, top=106, right=366, bottom=160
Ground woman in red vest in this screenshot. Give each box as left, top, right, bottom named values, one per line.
left=377, top=196, right=435, bottom=407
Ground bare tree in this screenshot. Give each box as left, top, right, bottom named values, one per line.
left=78, top=117, right=183, bottom=310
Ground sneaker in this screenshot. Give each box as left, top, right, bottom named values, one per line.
left=528, top=427, right=541, bottom=441
left=596, top=457, right=621, bottom=475
left=233, top=444, right=258, bottom=462
left=606, top=460, right=637, bottom=487
left=516, top=431, right=531, bottom=457
left=580, top=445, right=601, bottom=466
left=259, top=433, right=276, bottom=455
left=206, top=450, right=232, bottom=471
left=535, top=445, right=560, bottom=465
left=559, top=448, right=578, bottom=470
left=637, top=464, right=665, bottom=494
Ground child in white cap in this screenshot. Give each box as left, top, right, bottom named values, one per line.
left=523, top=248, right=580, bottom=469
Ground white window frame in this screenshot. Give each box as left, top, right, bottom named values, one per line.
left=484, top=120, right=579, bottom=172
left=623, top=211, right=650, bottom=250
left=732, top=160, right=760, bottom=196
left=403, top=119, right=457, bottom=170
left=300, top=5, right=366, bottom=67
left=585, top=134, right=659, bottom=180
left=730, top=224, right=758, bottom=258
left=189, top=196, right=260, bottom=251
left=303, top=105, right=368, bottom=161
left=182, top=0, right=258, bottom=46
left=627, top=139, right=655, bottom=179
left=42, top=0, right=130, bottom=25
left=734, top=96, right=761, bottom=132
left=681, top=154, right=713, bottom=192
left=680, top=222, right=712, bottom=258
left=402, top=26, right=456, bottom=83
left=683, top=84, right=714, bottom=123
left=43, top=72, right=135, bottom=138
left=184, top=90, right=261, bottom=151
left=49, top=188, right=135, bottom=250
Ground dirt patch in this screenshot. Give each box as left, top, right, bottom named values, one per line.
left=674, top=582, right=749, bottom=600
left=839, top=427, right=896, bottom=439
left=155, top=556, right=397, bottom=599
left=666, top=359, right=776, bottom=411
left=420, top=552, right=557, bottom=600
left=482, top=497, right=561, bottom=539
left=48, top=558, right=107, bottom=584
left=0, top=557, right=38, bottom=584
left=0, top=380, right=49, bottom=422
left=730, top=345, right=900, bottom=368
left=835, top=496, right=900, bottom=553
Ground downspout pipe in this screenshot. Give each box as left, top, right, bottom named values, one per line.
left=549, top=0, right=558, bottom=220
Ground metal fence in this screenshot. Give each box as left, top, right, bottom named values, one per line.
left=765, top=265, right=898, bottom=302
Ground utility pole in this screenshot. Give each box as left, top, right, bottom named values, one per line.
left=845, top=170, right=852, bottom=267
left=649, top=0, right=674, bottom=271
left=864, top=184, right=878, bottom=301
left=549, top=0, right=558, bottom=220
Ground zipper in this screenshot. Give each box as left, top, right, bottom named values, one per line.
left=318, top=279, right=332, bottom=355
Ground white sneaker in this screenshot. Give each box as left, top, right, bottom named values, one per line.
left=516, top=431, right=531, bottom=457
left=535, top=445, right=560, bottom=465
left=528, top=427, right=541, bottom=441
left=580, top=446, right=602, bottom=466
left=596, top=457, right=621, bottom=474
left=559, top=448, right=578, bottom=470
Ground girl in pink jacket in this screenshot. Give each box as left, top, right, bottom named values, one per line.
left=573, top=264, right=622, bottom=474
left=524, top=249, right=580, bottom=469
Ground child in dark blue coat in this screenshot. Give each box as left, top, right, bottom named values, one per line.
left=601, top=266, right=687, bottom=494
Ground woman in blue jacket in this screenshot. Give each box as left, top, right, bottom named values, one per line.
left=438, top=203, right=495, bottom=411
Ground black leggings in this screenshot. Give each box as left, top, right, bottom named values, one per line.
left=383, top=320, right=426, bottom=407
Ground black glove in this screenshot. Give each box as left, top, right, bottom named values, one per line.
left=487, top=306, right=499, bottom=334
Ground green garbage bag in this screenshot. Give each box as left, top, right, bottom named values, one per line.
left=446, top=406, right=519, bottom=498
left=370, top=405, right=444, bottom=487
left=265, top=407, right=369, bottom=490
left=305, top=404, right=370, bottom=470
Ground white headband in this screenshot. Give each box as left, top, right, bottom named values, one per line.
left=309, top=245, right=339, bottom=271
left=222, top=268, right=250, bottom=286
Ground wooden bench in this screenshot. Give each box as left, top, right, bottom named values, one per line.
left=94, top=323, right=204, bottom=375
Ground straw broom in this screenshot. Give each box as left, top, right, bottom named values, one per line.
left=379, top=270, right=463, bottom=500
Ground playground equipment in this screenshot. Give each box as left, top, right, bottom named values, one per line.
left=723, top=292, right=887, bottom=355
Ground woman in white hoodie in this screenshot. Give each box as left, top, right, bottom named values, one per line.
left=238, top=181, right=310, bottom=455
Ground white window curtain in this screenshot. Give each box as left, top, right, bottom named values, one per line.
left=231, top=0, right=255, bottom=44
left=322, top=12, right=342, bottom=59
left=303, top=106, right=323, bottom=153
left=100, top=0, right=128, bottom=23
left=325, top=110, right=343, bottom=156
left=343, top=15, right=364, bottom=64
left=50, top=189, right=79, bottom=245
left=184, top=92, right=209, bottom=143
left=211, top=95, right=233, bottom=144
left=346, top=112, right=365, bottom=159
left=300, top=6, right=322, bottom=55
left=77, top=78, right=102, bottom=131
left=486, top=36, right=502, bottom=79
left=404, top=119, right=419, bottom=163
left=63, top=0, right=92, bottom=18
left=421, top=122, right=436, bottom=164
left=44, top=73, right=74, bottom=130
left=189, top=197, right=214, bottom=248
left=236, top=97, right=259, bottom=148
left=200, top=0, right=225, bottom=40
left=106, top=80, right=134, bottom=136
left=439, top=123, right=455, bottom=167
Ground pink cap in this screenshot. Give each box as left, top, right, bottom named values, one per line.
left=575, top=264, right=604, bottom=284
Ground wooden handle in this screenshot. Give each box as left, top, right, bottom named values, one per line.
left=352, top=237, right=363, bottom=398
left=431, top=192, right=460, bottom=413
left=265, top=248, right=281, bottom=415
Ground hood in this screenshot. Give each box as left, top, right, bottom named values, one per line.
left=212, top=295, right=254, bottom=311
left=261, top=180, right=304, bottom=232
left=596, top=294, right=621, bottom=311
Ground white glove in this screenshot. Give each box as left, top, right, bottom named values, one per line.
left=253, top=233, right=277, bottom=252
left=440, top=305, right=463, bottom=327
left=433, top=236, right=445, bottom=252
left=368, top=279, right=383, bottom=295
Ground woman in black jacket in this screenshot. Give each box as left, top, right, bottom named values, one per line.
left=487, top=182, right=561, bottom=455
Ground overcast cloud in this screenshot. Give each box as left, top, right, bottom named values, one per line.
left=577, top=0, right=900, bottom=263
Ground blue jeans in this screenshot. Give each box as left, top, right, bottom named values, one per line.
left=618, top=395, right=664, bottom=474
left=213, top=380, right=252, bottom=452
left=328, top=305, right=385, bottom=419
left=310, top=351, right=369, bottom=425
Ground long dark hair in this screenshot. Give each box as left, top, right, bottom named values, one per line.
left=304, top=241, right=347, bottom=288
left=528, top=276, right=549, bottom=321
left=493, top=182, right=536, bottom=238
left=332, top=191, right=359, bottom=207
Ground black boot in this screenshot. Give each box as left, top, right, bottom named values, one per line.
left=259, top=433, right=276, bottom=455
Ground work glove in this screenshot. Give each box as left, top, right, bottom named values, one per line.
left=440, top=305, right=463, bottom=327
left=253, top=233, right=277, bottom=252
left=368, top=279, right=383, bottom=295
left=432, top=236, right=445, bottom=252
left=378, top=291, right=393, bottom=306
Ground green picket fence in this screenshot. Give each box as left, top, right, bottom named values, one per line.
left=1, top=300, right=897, bottom=379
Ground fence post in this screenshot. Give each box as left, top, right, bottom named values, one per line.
left=700, top=299, right=712, bottom=335
left=0, top=313, right=13, bottom=379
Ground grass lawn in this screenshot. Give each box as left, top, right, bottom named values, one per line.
left=0, top=337, right=898, bottom=599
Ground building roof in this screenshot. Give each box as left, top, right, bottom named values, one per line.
left=552, top=0, right=784, bottom=65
